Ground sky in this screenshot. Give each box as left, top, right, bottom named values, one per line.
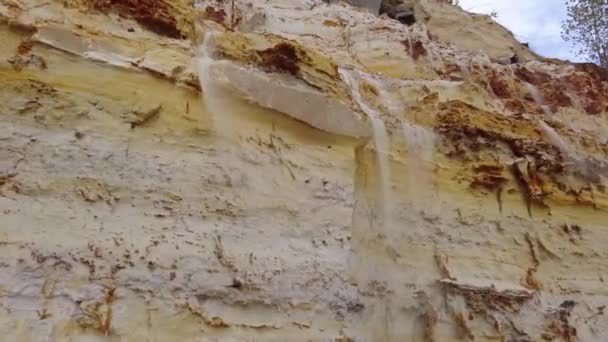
left=458, top=0, right=584, bottom=62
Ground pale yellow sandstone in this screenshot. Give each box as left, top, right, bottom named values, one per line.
left=0, top=0, right=607, bottom=341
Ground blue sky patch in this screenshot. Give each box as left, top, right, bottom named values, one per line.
left=458, top=0, right=584, bottom=62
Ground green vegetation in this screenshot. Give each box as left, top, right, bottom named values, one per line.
left=562, top=0, right=608, bottom=67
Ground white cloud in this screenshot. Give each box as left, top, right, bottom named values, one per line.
left=457, top=0, right=584, bottom=62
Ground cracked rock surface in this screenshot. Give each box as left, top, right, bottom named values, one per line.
left=1, top=0, right=608, bottom=340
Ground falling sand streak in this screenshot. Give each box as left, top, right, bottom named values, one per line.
left=196, top=31, right=217, bottom=113
left=537, top=120, right=582, bottom=164
left=525, top=82, right=553, bottom=116
left=339, top=67, right=392, bottom=228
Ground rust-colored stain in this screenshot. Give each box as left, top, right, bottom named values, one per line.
left=574, top=62, right=608, bottom=82
left=488, top=73, right=511, bottom=99
left=360, top=81, right=379, bottom=96
left=504, top=99, right=526, bottom=113
left=17, top=40, right=33, bottom=55
left=202, top=6, right=226, bottom=26
left=429, top=100, right=607, bottom=210
left=258, top=43, right=300, bottom=75
left=470, top=164, right=508, bottom=192
left=440, top=63, right=464, bottom=81
left=511, top=161, right=547, bottom=215
left=514, top=65, right=608, bottom=114
left=514, top=66, right=551, bottom=85
left=403, top=40, right=427, bottom=61
left=92, top=0, right=185, bottom=39
left=562, top=70, right=608, bottom=114
left=469, top=65, right=605, bottom=115
left=323, top=19, right=340, bottom=27
left=541, top=301, right=579, bottom=341
left=441, top=280, right=534, bottom=314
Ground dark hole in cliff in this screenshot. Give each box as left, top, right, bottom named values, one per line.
left=92, top=0, right=185, bottom=39
left=258, top=43, right=300, bottom=75
left=380, top=1, right=417, bottom=26
left=394, top=12, right=416, bottom=25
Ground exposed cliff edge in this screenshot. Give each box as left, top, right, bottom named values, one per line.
left=1, top=0, right=608, bottom=341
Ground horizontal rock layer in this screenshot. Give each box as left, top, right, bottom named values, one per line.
left=1, top=0, right=607, bottom=341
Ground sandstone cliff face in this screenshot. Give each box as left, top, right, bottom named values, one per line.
left=1, top=0, right=608, bottom=341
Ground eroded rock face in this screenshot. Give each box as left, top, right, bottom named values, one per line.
left=1, top=0, right=608, bottom=341
left=380, top=0, right=417, bottom=25
left=348, top=0, right=383, bottom=14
